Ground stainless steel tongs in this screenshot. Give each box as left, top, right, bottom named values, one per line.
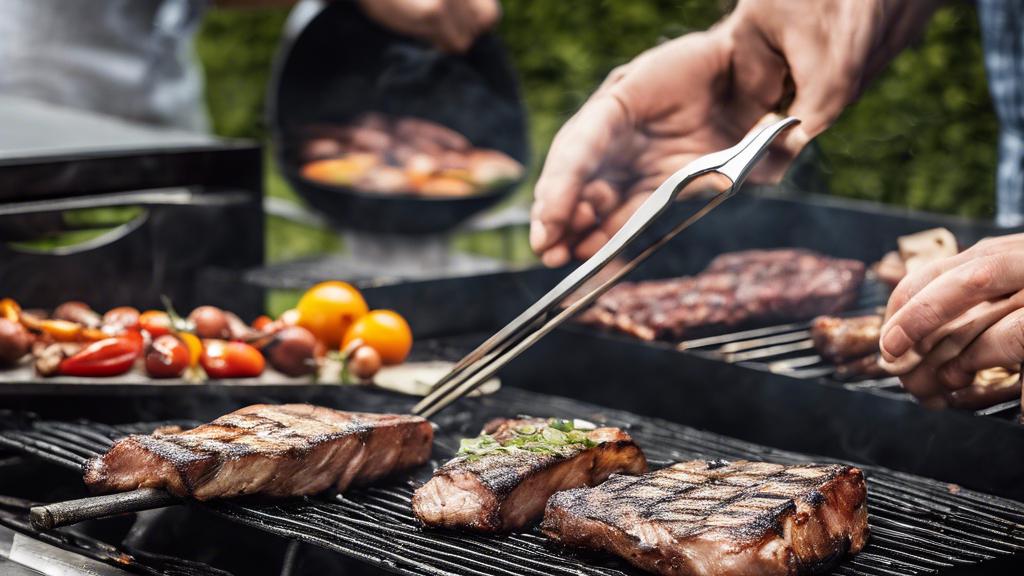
left=412, top=117, right=800, bottom=418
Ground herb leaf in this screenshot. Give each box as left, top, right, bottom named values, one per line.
left=457, top=418, right=599, bottom=461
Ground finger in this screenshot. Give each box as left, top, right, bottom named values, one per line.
left=442, top=0, right=476, bottom=53
left=573, top=192, right=653, bottom=261
left=937, top=306, right=1024, bottom=389
left=541, top=243, right=572, bottom=268
left=580, top=179, right=621, bottom=219
left=567, top=201, right=598, bottom=234
left=880, top=298, right=1020, bottom=376
left=881, top=252, right=1024, bottom=359
left=531, top=96, right=631, bottom=255
left=946, top=373, right=1021, bottom=410
left=883, top=234, right=1023, bottom=327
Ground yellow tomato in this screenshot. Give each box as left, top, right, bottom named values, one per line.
left=296, top=282, right=368, bottom=348
left=342, top=310, right=412, bottom=365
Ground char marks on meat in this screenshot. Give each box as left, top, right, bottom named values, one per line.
left=578, top=250, right=865, bottom=341
left=412, top=418, right=647, bottom=532
left=542, top=460, right=869, bottom=576
left=84, top=404, right=433, bottom=500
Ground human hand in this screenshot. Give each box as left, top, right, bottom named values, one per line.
left=529, top=0, right=941, bottom=267
left=879, top=234, right=1024, bottom=408
left=353, top=0, right=500, bottom=53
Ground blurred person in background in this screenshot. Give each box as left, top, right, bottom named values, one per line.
left=528, top=0, right=1024, bottom=409
left=0, top=0, right=500, bottom=131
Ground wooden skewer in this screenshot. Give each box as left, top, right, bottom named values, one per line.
left=29, top=488, right=178, bottom=531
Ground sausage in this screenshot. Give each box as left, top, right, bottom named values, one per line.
left=810, top=315, right=883, bottom=364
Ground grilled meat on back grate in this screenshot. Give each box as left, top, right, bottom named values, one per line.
left=577, top=250, right=865, bottom=341
left=810, top=315, right=883, bottom=364
left=412, top=417, right=647, bottom=532
left=84, top=404, right=433, bottom=500
left=542, top=460, right=869, bottom=576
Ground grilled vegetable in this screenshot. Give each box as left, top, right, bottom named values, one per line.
left=102, top=307, right=140, bottom=332
left=58, top=334, right=143, bottom=377
left=145, top=335, right=190, bottom=379
left=263, top=326, right=317, bottom=377
left=342, top=310, right=412, bottom=365
left=188, top=306, right=230, bottom=340
left=52, top=301, right=102, bottom=328
left=0, top=318, right=31, bottom=365
left=348, top=346, right=382, bottom=381
left=139, top=311, right=173, bottom=338
left=200, top=340, right=264, bottom=379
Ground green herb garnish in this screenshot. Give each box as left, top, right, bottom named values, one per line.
left=457, top=418, right=598, bottom=461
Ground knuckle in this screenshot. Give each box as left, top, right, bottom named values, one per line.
left=962, top=257, right=999, bottom=291
left=1003, top=315, right=1024, bottom=360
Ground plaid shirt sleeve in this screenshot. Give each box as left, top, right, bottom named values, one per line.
left=978, top=0, right=1024, bottom=226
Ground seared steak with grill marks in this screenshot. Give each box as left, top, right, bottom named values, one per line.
left=810, top=315, right=882, bottom=364
left=577, top=250, right=865, bottom=341
left=542, top=460, right=869, bottom=576
left=412, top=418, right=647, bottom=532
left=84, top=404, right=433, bottom=500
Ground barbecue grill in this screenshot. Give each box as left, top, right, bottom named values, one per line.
left=1, top=386, right=1023, bottom=576
left=0, top=97, right=264, bottom=318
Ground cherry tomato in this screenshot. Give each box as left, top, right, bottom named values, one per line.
left=146, top=335, right=189, bottom=378
left=295, top=282, right=368, bottom=348
left=139, top=311, right=172, bottom=338
left=200, top=340, right=265, bottom=379
left=59, top=336, right=141, bottom=377
left=103, top=307, right=140, bottom=332
left=341, top=310, right=412, bottom=365
left=252, top=315, right=273, bottom=331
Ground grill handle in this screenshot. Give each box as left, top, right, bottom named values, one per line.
left=29, top=488, right=179, bottom=530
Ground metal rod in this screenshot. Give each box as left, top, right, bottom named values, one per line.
left=29, top=488, right=178, bottom=531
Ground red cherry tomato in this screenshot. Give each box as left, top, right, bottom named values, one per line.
left=145, top=335, right=190, bottom=378
left=103, top=307, right=140, bottom=332
left=200, top=340, right=265, bottom=379
left=139, top=311, right=172, bottom=338
left=59, top=336, right=142, bottom=377
left=252, top=315, right=273, bottom=331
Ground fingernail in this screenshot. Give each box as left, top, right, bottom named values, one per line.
left=529, top=221, right=547, bottom=251
left=880, top=325, right=912, bottom=358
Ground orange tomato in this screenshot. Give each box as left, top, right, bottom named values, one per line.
left=296, top=282, right=368, bottom=348
left=342, top=310, right=412, bottom=365
left=139, top=311, right=172, bottom=338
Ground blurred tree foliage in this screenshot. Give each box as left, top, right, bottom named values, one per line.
left=196, top=0, right=998, bottom=223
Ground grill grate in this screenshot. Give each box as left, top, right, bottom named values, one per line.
left=1, top=387, right=1023, bottom=576
left=678, top=277, right=1022, bottom=421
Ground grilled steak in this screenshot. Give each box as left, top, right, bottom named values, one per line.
left=412, top=417, right=647, bottom=532
left=578, top=250, right=865, bottom=341
left=810, top=315, right=882, bottom=364
left=84, top=404, right=433, bottom=500
left=542, top=460, right=869, bottom=576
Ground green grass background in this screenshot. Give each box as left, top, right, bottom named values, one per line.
left=194, top=0, right=998, bottom=298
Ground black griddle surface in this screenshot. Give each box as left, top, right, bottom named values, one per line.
left=1, top=386, right=1022, bottom=576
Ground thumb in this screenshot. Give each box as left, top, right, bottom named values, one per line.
left=531, top=96, right=630, bottom=254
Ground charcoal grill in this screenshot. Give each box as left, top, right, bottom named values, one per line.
left=1, top=386, right=1023, bottom=576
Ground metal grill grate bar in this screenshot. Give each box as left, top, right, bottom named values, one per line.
left=1, top=387, right=1023, bottom=576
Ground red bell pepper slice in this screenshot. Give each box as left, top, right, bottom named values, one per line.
left=59, top=335, right=142, bottom=377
